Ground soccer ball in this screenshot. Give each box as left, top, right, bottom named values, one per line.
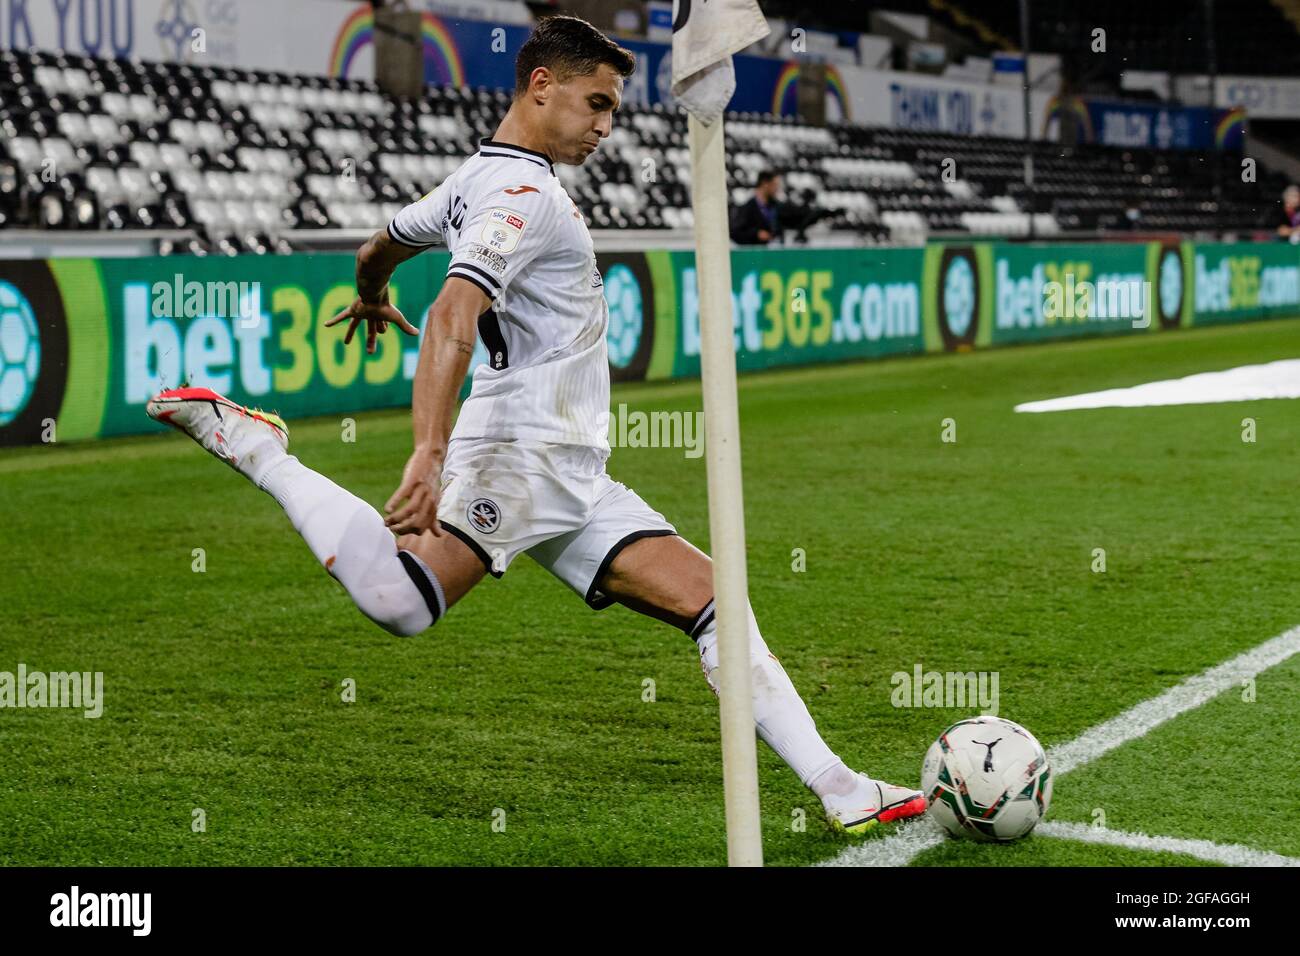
left=0, top=281, right=41, bottom=427
left=921, top=716, right=1052, bottom=842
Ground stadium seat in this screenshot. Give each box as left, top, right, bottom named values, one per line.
left=0, top=46, right=1289, bottom=248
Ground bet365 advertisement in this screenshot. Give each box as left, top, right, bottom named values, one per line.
left=1, top=240, right=1297, bottom=446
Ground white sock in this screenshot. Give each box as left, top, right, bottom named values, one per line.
left=690, top=600, right=853, bottom=794
left=809, top=762, right=866, bottom=799
left=252, top=449, right=443, bottom=636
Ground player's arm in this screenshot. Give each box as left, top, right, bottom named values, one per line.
left=382, top=276, right=490, bottom=536
left=325, top=230, right=423, bottom=353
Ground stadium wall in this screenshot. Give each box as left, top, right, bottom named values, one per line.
left=1, top=240, right=1297, bottom=446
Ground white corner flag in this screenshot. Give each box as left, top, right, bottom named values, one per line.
left=671, top=0, right=769, bottom=124
left=671, top=0, right=770, bottom=867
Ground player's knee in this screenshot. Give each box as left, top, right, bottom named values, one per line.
left=362, top=550, right=448, bottom=637
left=348, top=581, right=438, bottom=637
left=373, top=605, right=437, bottom=638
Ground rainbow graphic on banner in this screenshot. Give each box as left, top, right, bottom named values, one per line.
left=329, top=8, right=466, bottom=86
left=1214, top=107, right=1246, bottom=149
left=772, top=62, right=851, bottom=120
left=1041, top=95, right=1094, bottom=141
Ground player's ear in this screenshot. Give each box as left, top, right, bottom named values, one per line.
left=529, top=66, right=553, bottom=104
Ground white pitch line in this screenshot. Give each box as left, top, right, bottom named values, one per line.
left=818, top=623, right=1300, bottom=868
left=1050, top=624, right=1300, bottom=774
left=815, top=815, right=949, bottom=867
left=1036, top=822, right=1300, bottom=867
left=1014, top=358, right=1300, bottom=413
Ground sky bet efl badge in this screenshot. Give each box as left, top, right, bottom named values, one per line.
left=482, top=208, right=527, bottom=254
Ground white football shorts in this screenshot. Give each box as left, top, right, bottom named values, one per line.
left=435, top=437, right=677, bottom=608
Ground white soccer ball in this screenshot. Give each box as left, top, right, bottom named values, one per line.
left=921, top=716, right=1052, bottom=842
left=0, top=282, right=41, bottom=427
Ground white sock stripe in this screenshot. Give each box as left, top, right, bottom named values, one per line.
left=398, top=549, right=447, bottom=620
left=688, top=599, right=716, bottom=639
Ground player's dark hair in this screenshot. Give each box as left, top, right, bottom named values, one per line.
left=757, top=169, right=781, bottom=186
left=514, top=15, right=635, bottom=96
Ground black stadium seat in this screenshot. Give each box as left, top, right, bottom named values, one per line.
left=0, top=47, right=1288, bottom=251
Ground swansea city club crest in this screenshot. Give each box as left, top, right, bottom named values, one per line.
left=467, top=498, right=501, bottom=534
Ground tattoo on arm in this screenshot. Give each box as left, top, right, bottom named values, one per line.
left=447, top=336, right=475, bottom=355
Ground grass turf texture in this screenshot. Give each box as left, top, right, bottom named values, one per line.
left=1, top=317, right=1298, bottom=866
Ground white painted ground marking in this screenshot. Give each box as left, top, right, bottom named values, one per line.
left=815, top=816, right=948, bottom=868
left=1050, top=624, right=1300, bottom=775
left=1036, top=822, right=1300, bottom=867
left=1015, top=358, right=1300, bottom=413
left=817, top=624, right=1300, bottom=867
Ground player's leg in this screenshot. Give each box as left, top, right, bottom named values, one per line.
left=597, top=533, right=849, bottom=782
left=529, top=486, right=842, bottom=794
left=146, top=386, right=482, bottom=636
left=592, top=532, right=714, bottom=628
left=596, top=532, right=925, bottom=831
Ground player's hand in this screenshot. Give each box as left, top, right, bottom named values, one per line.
left=385, top=445, right=445, bottom=536
left=325, top=291, right=420, bottom=355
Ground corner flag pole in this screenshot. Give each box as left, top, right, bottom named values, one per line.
left=688, top=110, right=763, bottom=867
left=672, top=0, right=770, bottom=868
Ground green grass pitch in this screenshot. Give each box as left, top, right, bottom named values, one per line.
left=1, top=317, right=1298, bottom=866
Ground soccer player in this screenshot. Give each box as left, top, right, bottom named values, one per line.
left=147, top=15, right=925, bottom=836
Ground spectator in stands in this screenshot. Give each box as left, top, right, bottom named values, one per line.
left=1122, top=202, right=1143, bottom=232
left=730, top=169, right=783, bottom=245
left=1278, top=185, right=1300, bottom=243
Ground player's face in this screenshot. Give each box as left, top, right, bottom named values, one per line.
left=550, top=63, right=623, bottom=165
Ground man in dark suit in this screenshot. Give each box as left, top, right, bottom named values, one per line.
left=1278, top=185, right=1300, bottom=242
left=730, top=169, right=783, bottom=245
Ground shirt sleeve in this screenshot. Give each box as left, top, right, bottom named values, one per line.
left=444, top=183, right=561, bottom=303
left=387, top=183, right=448, bottom=249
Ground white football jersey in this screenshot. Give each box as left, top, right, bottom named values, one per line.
left=387, top=138, right=610, bottom=454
